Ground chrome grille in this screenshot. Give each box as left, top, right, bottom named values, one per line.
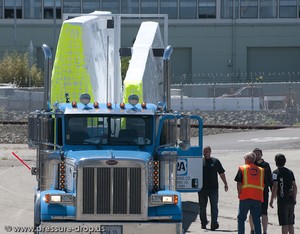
left=82, top=167, right=142, bottom=215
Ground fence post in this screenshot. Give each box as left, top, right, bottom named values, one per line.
left=213, top=74, right=216, bottom=111
left=251, top=73, right=254, bottom=111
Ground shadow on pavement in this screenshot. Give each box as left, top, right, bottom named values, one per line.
left=182, top=201, right=238, bottom=233
left=182, top=201, right=199, bottom=232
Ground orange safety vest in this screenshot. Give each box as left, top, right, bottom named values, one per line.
left=239, top=164, right=264, bottom=202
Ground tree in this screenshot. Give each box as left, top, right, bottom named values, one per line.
left=121, top=56, right=130, bottom=83
left=0, top=52, right=43, bottom=87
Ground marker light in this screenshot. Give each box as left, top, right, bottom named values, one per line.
left=173, top=195, right=178, bottom=204
left=141, top=102, right=147, bottom=109
left=71, top=101, right=77, bottom=108
left=128, top=94, right=139, bottom=106
left=153, top=160, right=159, bottom=191
left=45, top=194, right=51, bottom=203
left=59, top=161, right=66, bottom=190
left=120, top=102, right=125, bottom=109
left=93, top=102, right=99, bottom=108
left=80, top=93, right=91, bottom=105
left=106, top=102, right=112, bottom=109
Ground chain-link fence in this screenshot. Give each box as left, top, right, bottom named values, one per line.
left=171, top=82, right=300, bottom=110
left=170, top=74, right=300, bottom=126
left=171, top=72, right=300, bottom=84
left=171, top=74, right=300, bottom=110
left=0, top=78, right=299, bottom=127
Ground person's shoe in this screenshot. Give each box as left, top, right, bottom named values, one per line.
left=201, top=221, right=208, bottom=229
left=211, top=222, right=219, bottom=231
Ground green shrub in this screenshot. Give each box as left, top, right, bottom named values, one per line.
left=0, top=52, right=43, bottom=87
left=121, top=56, right=130, bottom=83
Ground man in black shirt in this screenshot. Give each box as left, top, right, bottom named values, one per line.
left=270, top=154, right=297, bottom=234
left=198, top=146, right=228, bottom=230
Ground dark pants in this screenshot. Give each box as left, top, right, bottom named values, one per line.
left=238, top=199, right=262, bottom=234
left=198, top=189, right=219, bottom=225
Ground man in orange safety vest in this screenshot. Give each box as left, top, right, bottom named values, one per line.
left=234, top=152, right=264, bottom=234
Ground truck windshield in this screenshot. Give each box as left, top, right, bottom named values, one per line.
left=65, top=115, right=153, bottom=146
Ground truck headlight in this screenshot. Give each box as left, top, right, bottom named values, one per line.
left=150, top=194, right=178, bottom=205
left=44, top=194, right=74, bottom=204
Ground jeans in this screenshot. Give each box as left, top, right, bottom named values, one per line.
left=238, top=199, right=262, bottom=234
left=198, top=189, right=219, bottom=225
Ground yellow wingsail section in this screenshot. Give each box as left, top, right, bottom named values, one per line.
left=51, top=23, right=93, bottom=104
left=50, top=12, right=122, bottom=105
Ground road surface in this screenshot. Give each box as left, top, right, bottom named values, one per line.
left=0, top=127, right=299, bottom=233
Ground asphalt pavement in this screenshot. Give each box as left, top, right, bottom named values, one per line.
left=1, top=127, right=299, bottom=234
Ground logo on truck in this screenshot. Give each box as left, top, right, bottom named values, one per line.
left=106, top=160, right=118, bottom=165
left=177, top=159, right=188, bottom=176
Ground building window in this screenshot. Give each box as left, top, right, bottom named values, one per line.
left=24, top=0, right=42, bottom=19
left=0, top=1, right=3, bottom=18
left=102, top=0, right=120, bottom=13
left=63, top=0, right=81, bottom=13
left=260, top=0, right=277, bottom=18
left=44, top=0, right=61, bottom=19
left=221, top=0, right=233, bottom=18
left=121, top=0, right=139, bottom=13
left=199, top=0, right=216, bottom=18
left=141, top=0, right=158, bottom=14
left=82, top=0, right=100, bottom=13
left=179, top=0, right=197, bottom=18
left=235, top=0, right=239, bottom=18
left=160, top=0, right=178, bottom=19
left=4, top=0, right=22, bottom=19
left=221, top=0, right=239, bottom=18
left=240, top=0, right=258, bottom=18
left=279, top=0, right=297, bottom=17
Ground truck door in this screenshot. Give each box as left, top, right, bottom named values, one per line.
left=176, top=151, right=203, bottom=192
left=157, top=115, right=203, bottom=192
left=176, top=115, right=203, bottom=192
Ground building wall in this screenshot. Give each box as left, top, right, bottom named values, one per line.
left=0, top=19, right=300, bottom=83
left=166, top=21, right=300, bottom=79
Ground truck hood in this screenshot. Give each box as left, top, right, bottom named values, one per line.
left=64, top=149, right=152, bottom=163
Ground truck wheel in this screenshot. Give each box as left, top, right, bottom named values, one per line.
left=34, top=191, right=41, bottom=234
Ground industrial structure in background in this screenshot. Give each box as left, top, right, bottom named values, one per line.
left=27, top=13, right=203, bottom=234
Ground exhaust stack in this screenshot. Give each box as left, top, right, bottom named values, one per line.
left=42, top=44, right=52, bottom=111
left=163, top=45, right=173, bottom=112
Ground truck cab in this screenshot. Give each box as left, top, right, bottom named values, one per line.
left=29, top=93, right=203, bottom=234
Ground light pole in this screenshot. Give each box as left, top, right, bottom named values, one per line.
left=14, top=0, right=17, bottom=47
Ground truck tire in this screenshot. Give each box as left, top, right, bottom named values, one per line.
left=34, top=191, right=41, bottom=234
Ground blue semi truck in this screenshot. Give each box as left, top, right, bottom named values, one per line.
left=28, top=14, right=203, bottom=234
